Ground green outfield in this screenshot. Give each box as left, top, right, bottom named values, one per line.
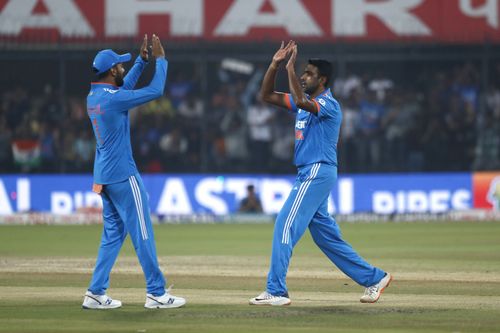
left=0, top=221, right=499, bottom=333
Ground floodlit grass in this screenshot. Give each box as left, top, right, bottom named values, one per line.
left=1, top=222, right=499, bottom=332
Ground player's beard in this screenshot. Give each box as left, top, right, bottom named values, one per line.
left=304, top=82, right=318, bottom=95
left=114, top=72, right=124, bottom=87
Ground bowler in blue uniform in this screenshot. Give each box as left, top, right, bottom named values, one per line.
left=249, top=41, right=392, bottom=306
left=82, top=34, right=185, bottom=310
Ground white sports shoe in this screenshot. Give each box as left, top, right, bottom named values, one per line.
left=82, top=291, right=122, bottom=309
left=144, top=292, right=186, bottom=309
left=249, top=291, right=291, bottom=306
left=360, top=273, right=393, bottom=303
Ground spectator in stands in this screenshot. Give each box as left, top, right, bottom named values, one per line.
left=0, top=61, right=496, bottom=174
left=0, top=117, right=13, bottom=172
left=334, top=72, right=362, bottom=100
left=220, top=96, right=248, bottom=170
left=247, top=97, right=274, bottom=172
left=356, top=88, right=386, bottom=171
left=5, top=87, right=29, bottom=130
left=178, top=91, right=204, bottom=121
left=444, top=93, right=475, bottom=171
left=338, top=92, right=360, bottom=173
left=368, top=71, right=394, bottom=103
left=270, top=111, right=295, bottom=173
left=473, top=112, right=500, bottom=170
left=168, top=72, right=194, bottom=108
left=38, top=122, right=58, bottom=172
left=159, top=127, right=188, bottom=169
left=206, top=128, right=226, bottom=171
left=184, top=128, right=202, bottom=172
left=73, top=128, right=94, bottom=172
left=381, top=91, right=418, bottom=171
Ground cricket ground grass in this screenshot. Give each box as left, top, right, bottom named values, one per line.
left=0, top=221, right=499, bottom=332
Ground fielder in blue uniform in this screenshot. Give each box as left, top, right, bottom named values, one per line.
left=82, top=34, right=185, bottom=310
left=250, top=41, right=392, bottom=306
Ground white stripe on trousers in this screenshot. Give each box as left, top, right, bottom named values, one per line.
left=129, top=176, right=148, bottom=240
left=281, top=163, right=321, bottom=244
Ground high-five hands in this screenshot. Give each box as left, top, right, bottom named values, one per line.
left=140, top=34, right=149, bottom=61
left=285, top=41, right=297, bottom=71
left=151, top=34, right=165, bottom=59
left=272, top=40, right=295, bottom=68
left=271, top=40, right=297, bottom=70
left=272, top=40, right=294, bottom=65
left=139, top=34, right=165, bottom=60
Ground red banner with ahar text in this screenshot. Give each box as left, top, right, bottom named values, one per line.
left=0, top=0, right=499, bottom=44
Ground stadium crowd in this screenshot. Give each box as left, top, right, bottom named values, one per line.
left=1, top=61, right=499, bottom=174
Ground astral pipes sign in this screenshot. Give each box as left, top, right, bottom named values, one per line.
left=0, top=0, right=499, bottom=43
left=0, top=173, right=474, bottom=215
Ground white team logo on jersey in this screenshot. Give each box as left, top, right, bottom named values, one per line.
left=296, top=120, right=307, bottom=129
left=318, top=98, right=326, bottom=106
left=103, top=88, right=119, bottom=94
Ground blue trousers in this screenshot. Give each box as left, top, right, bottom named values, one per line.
left=267, top=163, right=385, bottom=296
left=88, top=173, right=166, bottom=296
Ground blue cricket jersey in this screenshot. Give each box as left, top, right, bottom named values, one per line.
left=285, top=89, right=342, bottom=167
left=87, top=57, right=168, bottom=184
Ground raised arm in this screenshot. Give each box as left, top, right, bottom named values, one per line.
left=260, top=41, right=293, bottom=109
left=285, top=43, right=318, bottom=115
left=122, top=34, right=149, bottom=90
left=113, top=34, right=167, bottom=110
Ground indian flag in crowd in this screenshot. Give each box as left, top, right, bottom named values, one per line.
left=12, top=140, right=41, bottom=168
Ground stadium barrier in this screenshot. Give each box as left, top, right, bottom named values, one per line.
left=0, top=172, right=499, bottom=224
left=1, top=211, right=500, bottom=225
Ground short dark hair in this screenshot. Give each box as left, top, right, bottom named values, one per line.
left=308, top=59, right=332, bottom=87
left=93, top=67, right=110, bottom=81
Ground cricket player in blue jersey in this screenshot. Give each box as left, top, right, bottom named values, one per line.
left=250, top=41, right=392, bottom=306
left=82, top=34, right=185, bottom=309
